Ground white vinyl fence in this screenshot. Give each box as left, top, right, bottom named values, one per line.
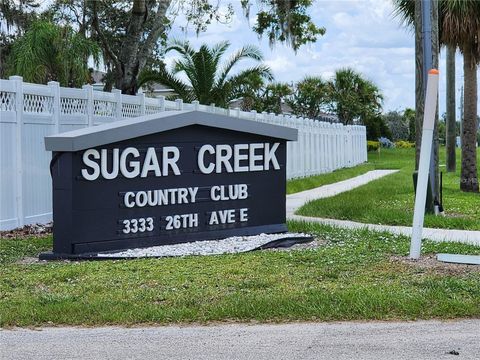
left=0, top=76, right=367, bottom=230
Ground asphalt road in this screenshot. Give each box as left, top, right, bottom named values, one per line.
left=1, top=320, right=479, bottom=360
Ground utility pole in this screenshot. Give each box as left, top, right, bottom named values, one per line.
left=460, top=85, right=464, bottom=144
left=416, top=0, right=439, bottom=213
left=446, top=46, right=456, bottom=172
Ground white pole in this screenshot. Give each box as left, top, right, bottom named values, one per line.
left=82, top=84, right=94, bottom=127
left=11, top=76, right=24, bottom=228
left=410, top=69, right=439, bottom=259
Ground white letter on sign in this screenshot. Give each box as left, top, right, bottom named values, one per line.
left=198, top=145, right=215, bottom=174
left=100, top=148, right=119, bottom=179
left=233, top=144, right=249, bottom=172
left=208, top=211, right=219, bottom=225
left=120, top=147, right=140, bottom=178
left=249, top=143, right=264, bottom=171
left=216, top=145, right=233, bottom=173
left=141, top=147, right=161, bottom=178
left=264, top=143, right=280, bottom=170
left=124, top=192, right=135, bottom=208
left=163, top=146, right=180, bottom=175
left=81, top=149, right=100, bottom=180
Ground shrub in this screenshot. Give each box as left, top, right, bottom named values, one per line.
left=367, top=141, right=380, bottom=152
left=395, top=140, right=415, bottom=148
left=378, top=137, right=395, bottom=148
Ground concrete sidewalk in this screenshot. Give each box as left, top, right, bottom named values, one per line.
left=1, top=320, right=479, bottom=360
left=287, top=170, right=480, bottom=246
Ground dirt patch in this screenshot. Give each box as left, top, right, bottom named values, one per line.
left=443, top=212, right=468, bottom=219
left=0, top=223, right=52, bottom=239
left=15, top=256, right=48, bottom=265
left=391, top=254, right=480, bottom=275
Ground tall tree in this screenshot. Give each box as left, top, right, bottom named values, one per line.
left=0, top=0, right=40, bottom=78
left=384, top=110, right=409, bottom=141
left=86, top=0, right=324, bottom=94
left=394, top=0, right=478, bottom=193
left=404, top=108, right=416, bottom=142
left=91, top=0, right=172, bottom=95
left=327, top=68, right=383, bottom=125
left=441, top=1, right=479, bottom=192
left=289, top=76, right=329, bottom=119
left=138, top=40, right=272, bottom=108
left=445, top=45, right=456, bottom=172
left=6, top=20, right=100, bottom=87
left=248, top=0, right=326, bottom=52
left=256, top=82, right=292, bottom=114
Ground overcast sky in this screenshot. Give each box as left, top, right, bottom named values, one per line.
left=167, top=0, right=472, bottom=116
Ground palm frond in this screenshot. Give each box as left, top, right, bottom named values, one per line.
left=216, top=44, right=264, bottom=87
left=138, top=68, right=194, bottom=103
left=391, top=0, right=415, bottom=29
left=219, top=65, right=274, bottom=104
left=165, top=39, right=196, bottom=58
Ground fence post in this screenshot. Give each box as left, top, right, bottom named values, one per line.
left=192, top=100, right=200, bottom=111
left=363, top=127, right=368, bottom=162
left=10, top=75, right=24, bottom=227
left=82, top=84, right=94, bottom=127
left=327, top=123, right=333, bottom=172
left=286, top=115, right=292, bottom=178
left=48, top=81, right=61, bottom=134
left=251, top=110, right=257, bottom=121
left=158, top=96, right=165, bottom=112
left=314, top=121, right=320, bottom=174
left=175, top=98, right=183, bottom=110
left=234, top=107, right=240, bottom=118
left=321, top=122, right=327, bottom=173
left=260, top=111, right=267, bottom=123
left=210, top=103, right=215, bottom=113
left=139, top=91, right=145, bottom=116
left=112, top=89, right=122, bottom=120
left=277, top=114, right=283, bottom=126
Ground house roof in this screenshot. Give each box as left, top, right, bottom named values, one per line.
left=45, top=110, right=298, bottom=152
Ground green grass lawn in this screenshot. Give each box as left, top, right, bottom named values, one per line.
left=287, top=163, right=374, bottom=194
left=297, top=148, right=480, bottom=230
left=1, top=222, right=480, bottom=327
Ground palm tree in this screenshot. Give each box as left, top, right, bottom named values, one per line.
left=441, top=1, right=480, bottom=192
left=7, top=20, right=100, bottom=87
left=327, top=68, right=383, bottom=125
left=394, top=0, right=478, bottom=192
left=288, top=76, right=329, bottom=119
left=138, top=40, right=273, bottom=108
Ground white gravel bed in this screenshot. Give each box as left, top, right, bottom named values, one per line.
left=97, top=233, right=312, bottom=258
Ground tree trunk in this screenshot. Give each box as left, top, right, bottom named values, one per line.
left=445, top=45, right=456, bottom=172
left=460, top=48, right=479, bottom=192
left=115, top=0, right=148, bottom=94
left=91, top=0, right=171, bottom=95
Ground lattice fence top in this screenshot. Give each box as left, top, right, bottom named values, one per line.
left=145, top=105, right=163, bottom=115
left=93, top=99, right=116, bottom=117
left=23, top=94, right=54, bottom=114
left=61, top=97, right=87, bottom=115
left=122, top=103, right=141, bottom=118
left=0, top=91, right=15, bottom=111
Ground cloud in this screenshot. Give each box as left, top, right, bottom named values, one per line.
left=167, top=0, right=479, bottom=112
left=264, top=56, right=295, bottom=74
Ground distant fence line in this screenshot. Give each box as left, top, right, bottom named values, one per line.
left=0, top=76, right=367, bottom=230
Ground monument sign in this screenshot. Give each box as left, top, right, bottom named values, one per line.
left=41, top=111, right=297, bottom=258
